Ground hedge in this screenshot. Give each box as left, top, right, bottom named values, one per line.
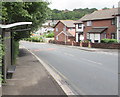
left=45, top=32, right=54, bottom=38
left=12, top=40, right=19, bottom=65
left=101, top=39, right=118, bottom=43
left=24, top=36, right=44, bottom=42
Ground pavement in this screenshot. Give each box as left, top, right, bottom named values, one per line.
left=2, top=47, right=66, bottom=96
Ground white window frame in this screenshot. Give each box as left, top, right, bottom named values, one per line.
left=112, top=18, right=115, bottom=25
left=87, top=21, right=92, bottom=26
left=87, top=33, right=90, bottom=39
left=78, top=24, right=82, bottom=28
left=56, top=28, right=58, bottom=32
left=56, top=36, right=58, bottom=40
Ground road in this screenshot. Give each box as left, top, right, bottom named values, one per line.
left=20, top=41, right=118, bottom=95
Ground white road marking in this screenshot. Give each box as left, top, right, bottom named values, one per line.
left=80, top=58, right=103, bottom=65
left=64, top=53, right=74, bottom=57
left=94, top=51, right=118, bottom=56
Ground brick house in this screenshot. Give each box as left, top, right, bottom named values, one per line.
left=75, top=8, right=118, bottom=43
left=54, top=20, right=76, bottom=43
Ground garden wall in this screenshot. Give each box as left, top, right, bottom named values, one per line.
left=90, top=43, right=120, bottom=49
left=49, top=40, right=120, bottom=49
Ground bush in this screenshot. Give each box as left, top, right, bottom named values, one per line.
left=24, top=36, right=44, bottom=42
left=0, top=37, right=4, bottom=83
left=46, top=32, right=54, bottom=38
left=12, top=40, right=19, bottom=65
left=101, top=39, right=118, bottom=43
left=82, top=39, right=91, bottom=43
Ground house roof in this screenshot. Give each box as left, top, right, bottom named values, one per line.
left=74, top=19, right=83, bottom=24
left=75, top=8, right=118, bottom=23
left=54, top=20, right=76, bottom=28
left=88, top=27, right=108, bottom=33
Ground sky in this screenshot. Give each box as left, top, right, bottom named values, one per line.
left=47, top=0, right=119, bottom=10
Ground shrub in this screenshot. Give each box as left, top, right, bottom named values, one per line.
left=12, top=40, right=19, bottom=65
left=46, top=32, right=54, bottom=38
left=24, top=36, right=44, bottom=42
left=101, top=39, right=118, bottom=43
left=0, top=36, right=4, bottom=83
left=82, top=39, right=91, bottom=43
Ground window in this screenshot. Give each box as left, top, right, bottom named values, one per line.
left=87, top=21, right=92, bottom=26
left=112, top=18, right=117, bottom=25
left=94, top=40, right=99, bottom=43
left=56, top=28, right=58, bottom=32
left=105, top=34, right=106, bottom=39
left=70, top=28, right=73, bottom=30
left=78, top=24, right=82, bottom=29
left=87, top=33, right=89, bottom=39
left=112, top=19, right=115, bottom=25
left=111, top=33, right=115, bottom=39
left=56, top=36, right=58, bottom=40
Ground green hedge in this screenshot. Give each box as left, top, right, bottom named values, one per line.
left=101, top=39, right=118, bottom=43
left=24, top=36, right=44, bottom=42
left=0, top=36, right=4, bottom=83
left=46, top=32, right=54, bottom=38
left=12, top=40, right=19, bottom=65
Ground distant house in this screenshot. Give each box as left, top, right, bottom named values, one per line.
left=76, top=8, right=118, bottom=43
left=54, top=20, right=76, bottom=43
left=33, top=20, right=59, bottom=36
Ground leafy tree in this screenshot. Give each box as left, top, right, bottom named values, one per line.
left=49, top=8, right=97, bottom=20
left=2, top=2, right=51, bottom=41
left=102, top=7, right=109, bottom=10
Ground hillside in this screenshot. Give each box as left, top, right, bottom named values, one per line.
left=49, top=8, right=98, bottom=20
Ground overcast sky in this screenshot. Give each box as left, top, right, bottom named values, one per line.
left=47, top=0, right=119, bottom=10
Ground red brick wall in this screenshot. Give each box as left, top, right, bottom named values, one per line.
left=83, top=19, right=117, bottom=40
left=58, top=33, right=68, bottom=42
left=91, top=43, right=120, bottom=49
left=68, top=27, right=76, bottom=36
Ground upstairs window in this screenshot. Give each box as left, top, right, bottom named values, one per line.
left=87, top=21, right=92, bottom=26
left=56, top=28, right=58, bottom=32
left=78, top=24, right=82, bottom=29
left=70, top=28, right=73, bottom=30
left=112, top=18, right=116, bottom=25
left=56, top=36, right=58, bottom=40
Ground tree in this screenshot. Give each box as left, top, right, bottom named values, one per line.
left=102, top=7, right=109, bottom=10
left=49, top=8, right=97, bottom=20
left=2, top=2, right=51, bottom=41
